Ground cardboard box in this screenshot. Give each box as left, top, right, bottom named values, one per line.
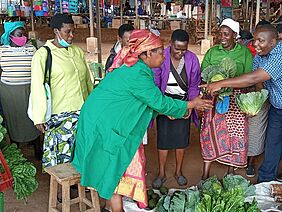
left=76, top=24, right=88, bottom=28
left=201, top=39, right=211, bottom=55
left=170, top=21, right=181, bottom=31
left=72, top=16, right=83, bottom=25
left=112, top=19, right=120, bottom=29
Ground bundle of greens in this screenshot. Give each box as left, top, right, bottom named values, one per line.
left=236, top=89, right=269, bottom=116
left=0, top=116, right=38, bottom=201
left=156, top=175, right=259, bottom=212
left=156, top=189, right=200, bottom=212
left=201, top=58, right=237, bottom=101
left=195, top=175, right=258, bottom=212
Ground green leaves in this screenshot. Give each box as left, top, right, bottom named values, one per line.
left=0, top=117, right=38, bottom=201
left=236, top=89, right=269, bottom=116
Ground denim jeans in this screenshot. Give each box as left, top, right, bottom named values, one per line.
left=258, top=106, right=282, bottom=182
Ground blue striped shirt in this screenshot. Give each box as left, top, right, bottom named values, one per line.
left=253, top=42, right=282, bottom=109
left=0, top=44, right=36, bottom=85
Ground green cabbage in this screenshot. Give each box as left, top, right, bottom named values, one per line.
left=235, top=89, right=269, bottom=116
left=201, top=58, right=237, bottom=102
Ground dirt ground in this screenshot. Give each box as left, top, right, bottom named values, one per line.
left=3, top=27, right=266, bottom=211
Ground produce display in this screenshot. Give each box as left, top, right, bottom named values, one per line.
left=0, top=116, right=38, bottom=201
left=201, top=58, right=237, bottom=102
left=236, top=89, right=269, bottom=116
left=154, top=175, right=260, bottom=212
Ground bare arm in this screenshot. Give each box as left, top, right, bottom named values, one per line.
left=202, top=68, right=271, bottom=94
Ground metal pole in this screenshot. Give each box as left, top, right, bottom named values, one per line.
left=266, top=0, right=270, bottom=21
left=255, top=0, right=260, bottom=26
left=135, top=0, right=139, bottom=29
left=96, top=0, right=102, bottom=63
left=250, top=0, right=254, bottom=32
left=246, top=0, right=249, bottom=20
left=209, top=0, right=212, bottom=35
left=30, top=0, right=35, bottom=31
left=60, top=0, right=63, bottom=13
left=120, top=0, right=123, bottom=24
left=204, top=0, right=209, bottom=39
left=89, top=0, right=94, bottom=37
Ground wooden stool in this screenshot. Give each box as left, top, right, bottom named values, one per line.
left=45, top=163, right=100, bottom=212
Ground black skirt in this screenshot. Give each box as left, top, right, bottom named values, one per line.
left=156, top=114, right=191, bottom=150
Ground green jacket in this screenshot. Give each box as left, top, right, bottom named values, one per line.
left=72, top=60, right=187, bottom=200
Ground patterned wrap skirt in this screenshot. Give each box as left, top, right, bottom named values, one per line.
left=200, top=90, right=248, bottom=168
left=114, top=141, right=148, bottom=208
left=42, top=111, right=80, bottom=170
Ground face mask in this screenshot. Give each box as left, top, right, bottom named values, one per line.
left=56, top=30, right=70, bottom=48
left=10, top=35, right=27, bottom=47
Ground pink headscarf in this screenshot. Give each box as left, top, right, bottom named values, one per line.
left=108, top=30, right=163, bottom=72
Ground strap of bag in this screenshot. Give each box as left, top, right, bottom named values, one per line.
left=42, top=46, right=52, bottom=86
left=170, top=63, right=188, bottom=92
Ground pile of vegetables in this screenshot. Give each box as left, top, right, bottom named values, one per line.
left=155, top=175, right=260, bottom=212
left=236, top=89, right=269, bottom=116
left=0, top=116, right=38, bottom=201
left=147, top=187, right=168, bottom=209
left=201, top=58, right=237, bottom=101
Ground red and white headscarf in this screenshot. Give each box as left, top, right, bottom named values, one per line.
left=108, top=30, right=163, bottom=72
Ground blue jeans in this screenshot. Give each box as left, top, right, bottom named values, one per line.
left=258, top=106, right=282, bottom=182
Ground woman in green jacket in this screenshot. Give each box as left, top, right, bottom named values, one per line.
left=72, top=30, right=212, bottom=212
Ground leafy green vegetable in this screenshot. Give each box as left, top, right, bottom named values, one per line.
left=201, top=176, right=222, bottom=198
left=222, top=174, right=256, bottom=197
left=236, top=89, right=269, bottom=116
left=201, top=57, right=237, bottom=102
left=184, top=189, right=200, bottom=212
left=0, top=116, right=38, bottom=201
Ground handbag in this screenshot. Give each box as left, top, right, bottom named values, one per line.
left=27, top=46, right=52, bottom=122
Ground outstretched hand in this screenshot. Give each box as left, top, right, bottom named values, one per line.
left=189, top=95, right=213, bottom=111
left=200, top=82, right=222, bottom=95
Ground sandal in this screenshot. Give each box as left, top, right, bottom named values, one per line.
left=175, top=175, right=187, bottom=186
left=152, top=176, right=167, bottom=189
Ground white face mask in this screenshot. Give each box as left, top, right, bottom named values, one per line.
left=56, top=29, right=70, bottom=48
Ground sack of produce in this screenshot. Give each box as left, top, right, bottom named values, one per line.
left=235, top=89, right=269, bottom=116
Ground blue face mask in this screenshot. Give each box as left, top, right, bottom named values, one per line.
left=57, top=30, right=70, bottom=48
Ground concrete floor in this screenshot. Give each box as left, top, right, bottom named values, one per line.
left=4, top=40, right=264, bottom=211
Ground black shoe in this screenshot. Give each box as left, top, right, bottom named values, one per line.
left=246, top=166, right=255, bottom=178
left=276, top=174, right=282, bottom=182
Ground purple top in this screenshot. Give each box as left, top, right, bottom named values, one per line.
left=153, top=46, right=201, bottom=126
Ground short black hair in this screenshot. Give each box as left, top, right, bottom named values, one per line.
left=256, top=24, right=278, bottom=39
left=255, top=20, right=271, bottom=29
left=50, top=13, right=74, bottom=30
left=171, top=29, right=189, bottom=43
left=277, top=24, right=282, bottom=33
left=118, top=24, right=134, bottom=38
left=239, top=29, right=253, bottom=40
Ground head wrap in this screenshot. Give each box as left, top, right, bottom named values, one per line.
left=220, top=18, right=240, bottom=39
left=109, top=30, right=163, bottom=72
left=0, top=21, right=25, bottom=45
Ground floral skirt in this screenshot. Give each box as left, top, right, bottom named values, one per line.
left=42, top=111, right=80, bottom=170
left=200, top=90, right=248, bottom=168
left=114, top=144, right=148, bottom=209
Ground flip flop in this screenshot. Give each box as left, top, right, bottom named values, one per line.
left=152, top=176, right=167, bottom=189
left=175, top=175, right=188, bottom=186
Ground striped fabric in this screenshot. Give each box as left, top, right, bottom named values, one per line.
left=0, top=44, right=35, bottom=85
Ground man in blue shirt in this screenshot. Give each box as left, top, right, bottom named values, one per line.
left=202, top=24, right=282, bottom=182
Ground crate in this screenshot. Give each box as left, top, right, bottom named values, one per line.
left=0, top=150, right=13, bottom=192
